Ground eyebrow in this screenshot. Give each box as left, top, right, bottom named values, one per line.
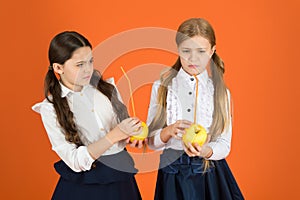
left=181, top=47, right=207, bottom=49
left=75, top=61, right=86, bottom=64
left=75, top=57, right=93, bottom=64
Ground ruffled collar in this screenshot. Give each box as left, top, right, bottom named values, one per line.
left=177, top=68, right=209, bottom=87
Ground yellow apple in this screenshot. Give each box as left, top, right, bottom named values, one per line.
left=182, top=124, right=207, bottom=147
left=130, top=121, right=148, bottom=142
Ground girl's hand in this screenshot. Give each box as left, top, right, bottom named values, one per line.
left=183, top=135, right=213, bottom=158
left=160, top=120, right=192, bottom=142
left=126, top=138, right=148, bottom=148
left=117, top=117, right=142, bottom=136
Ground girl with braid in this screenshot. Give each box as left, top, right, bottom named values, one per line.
left=147, top=18, right=244, bottom=200
left=32, top=31, right=142, bottom=200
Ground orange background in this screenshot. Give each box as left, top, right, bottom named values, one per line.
left=1, top=0, right=299, bottom=199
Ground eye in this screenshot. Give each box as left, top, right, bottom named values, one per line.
left=198, top=50, right=206, bottom=53
left=76, top=63, right=84, bottom=67
left=182, top=50, right=190, bottom=53
left=89, top=58, right=94, bottom=64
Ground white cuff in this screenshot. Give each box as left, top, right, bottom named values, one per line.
left=75, top=146, right=95, bottom=172
left=206, top=141, right=230, bottom=160
left=148, top=129, right=166, bottom=150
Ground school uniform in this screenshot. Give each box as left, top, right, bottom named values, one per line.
left=32, top=78, right=141, bottom=200
left=147, top=68, right=244, bottom=200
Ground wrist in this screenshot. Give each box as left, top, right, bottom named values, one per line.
left=204, top=147, right=213, bottom=159
left=160, top=127, right=172, bottom=143
left=106, top=127, right=127, bottom=144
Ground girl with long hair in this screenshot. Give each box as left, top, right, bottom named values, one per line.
left=32, top=31, right=142, bottom=200
left=147, top=18, right=244, bottom=200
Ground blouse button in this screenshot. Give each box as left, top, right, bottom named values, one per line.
left=187, top=108, right=191, bottom=112
left=80, top=93, right=83, bottom=96
left=91, top=109, right=94, bottom=112
left=189, top=92, right=192, bottom=95
left=190, top=78, right=194, bottom=81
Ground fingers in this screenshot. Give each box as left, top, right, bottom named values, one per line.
left=184, top=142, right=212, bottom=158
left=129, top=139, right=138, bottom=147
left=175, top=120, right=193, bottom=129
left=123, top=117, right=140, bottom=125
left=183, top=146, right=195, bottom=157
left=131, top=124, right=142, bottom=135
left=128, top=118, right=141, bottom=126
left=182, top=141, right=202, bottom=157
left=136, top=140, right=144, bottom=148
left=177, top=120, right=193, bottom=124
left=168, top=120, right=192, bottom=140
left=161, top=120, right=192, bottom=141
left=172, top=134, right=181, bottom=140
left=193, top=143, right=202, bottom=152
left=128, top=139, right=147, bottom=148
left=129, top=118, right=142, bottom=132
left=144, top=138, right=148, bottom=145
left=125, top=137, right=131, bottom=143
left=172, top=128, right=185, bottom=139
left=187, top=143, right=201, bottom=156
left=119, top=117, right=142, bottom=135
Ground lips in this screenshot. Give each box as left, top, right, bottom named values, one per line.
left=83, top=75, right=91, bottom=80
left=188, top=65, right=198, bottom=68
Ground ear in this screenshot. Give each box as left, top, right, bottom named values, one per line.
left=210, top=45, right=216, bottom=58
left=52, top=63, right=64, bottom=75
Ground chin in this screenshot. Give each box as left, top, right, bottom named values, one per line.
left=193, top=68, right=205, bottom=75
left=187, top=69, right=201, bottom=75
left=82, top=80, right=91, bottom=85
left=183, top=66, right=202, bottom=75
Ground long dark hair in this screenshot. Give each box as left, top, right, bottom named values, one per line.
left=45, top=31, right=128, bottom=146
left=149, top=18, right=230, bottom=141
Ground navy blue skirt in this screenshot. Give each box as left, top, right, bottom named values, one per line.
left=154, top=149, right=244, bottom=200
left=52, top=150, right=141, bottom=200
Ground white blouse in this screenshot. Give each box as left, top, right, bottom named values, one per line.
left=147, top=68, right=232, bottom=160
left=32, top=78, right=125, bottom=172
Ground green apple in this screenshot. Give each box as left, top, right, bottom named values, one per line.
left=130, top=121, right=148, bottom=142
left=182, top=124, right=207, bottom=147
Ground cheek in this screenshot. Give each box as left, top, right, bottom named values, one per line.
left=69, top=69, right=81, bottom=81
left=180, top=56, right=188, bottom=66
left=200, top=54, right=211, bottom=64
left=179, top=52, right=187, bottom=59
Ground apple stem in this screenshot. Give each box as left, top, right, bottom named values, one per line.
left=193, top=75, right=199, bottom=124
left=121, top=66, right=136, bottom=116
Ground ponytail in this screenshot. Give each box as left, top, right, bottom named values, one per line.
left=209, top=52, right=230, bottom=141
left=44, top=31, right=129, bottom=147
left=212, top=52, right=224, bottom=74
left=148, top=58, right=181, bottom=132
left=148, top=52, right=230, bottom=141
left=44, top=67, right=83, bottom=147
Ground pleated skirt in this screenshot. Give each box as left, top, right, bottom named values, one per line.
left=154, top=149, right=244, bottom=200
left=51, top=150, right=142, bottom=200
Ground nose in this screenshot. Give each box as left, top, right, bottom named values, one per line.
left=189, top=50, right=198, bottom=63
left=84, top=62, right=93, bottom=73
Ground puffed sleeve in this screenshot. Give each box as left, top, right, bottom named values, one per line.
left=106, top=77, right=123, bottom=103
left=206, top=90, right=232, bottom=160
left=32, top=101, right=95, bottom=172
left=146, top=81, right=166, bottom=150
